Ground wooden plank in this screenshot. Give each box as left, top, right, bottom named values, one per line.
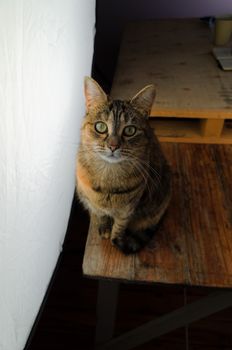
left=83, top=144, right=232, bottom=288
left=200, top=119, right=224, bottom=137
left=149, top=118, right=232, bottom=144
left=157, top=136, right=232, bottom=144
left=149, top=118, right=201, bottom=139
left=177, top=144, right=232, bottom=287
left=111, top=20, right=232, bottom=120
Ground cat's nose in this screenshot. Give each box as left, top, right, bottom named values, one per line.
left=107, top=136, right=120, bottom=152
left=108, top=144, right=119, bottom=152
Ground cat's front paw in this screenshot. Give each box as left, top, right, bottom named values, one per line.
left=98, top=217, right=113, bottom=239
left=99, top=225, right=111, bottom=239
left=111, top=234, right=142, bottom=255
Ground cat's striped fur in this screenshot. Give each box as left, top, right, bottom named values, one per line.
left=76, top=77, right=171, bottom=254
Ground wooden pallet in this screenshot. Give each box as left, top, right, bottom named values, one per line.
left=149, top=117, right=232, bottom=144
left=111, top=20, right=232, bottom=144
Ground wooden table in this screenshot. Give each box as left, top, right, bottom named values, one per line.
left=111, top=20, right=232, bottom=144
left=82, top=20, right=232, bottom=350
left=83, top=144, right=232, bottom=350
left=84, top=144, right=232, bottom=287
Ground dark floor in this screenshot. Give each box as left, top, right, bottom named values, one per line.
left=27, top=198, right=232, bottom=350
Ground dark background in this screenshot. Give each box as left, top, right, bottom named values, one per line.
left=93, top=0, right=232, bottom=91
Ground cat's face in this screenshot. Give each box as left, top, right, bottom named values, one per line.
left=82, top=77, right=156, bottom=164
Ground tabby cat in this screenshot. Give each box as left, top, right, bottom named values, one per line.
left=76, top=77, right=171, bottom=254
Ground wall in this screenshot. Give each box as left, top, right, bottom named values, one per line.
left=0, top=1, right=95, bottom=349
left=94, top=0, right=232, bottom=89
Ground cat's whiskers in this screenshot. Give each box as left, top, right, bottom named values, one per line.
left=125, top=157, right=156, bottom=200
left=79, top=146, right=161, bottom=198
left=129, top=160, right=154, bottom=201
left=134, top=162, right=162, bottom=197
left=122, top=150, right=162, bottom=189
left=124, top=155, right=162, bottom=201
left=130, top=157, right=161, bottom=186
left=136, top=161, right=158, bottom=198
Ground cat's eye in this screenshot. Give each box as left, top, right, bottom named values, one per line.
left=95, top=121, right=108, bottom=134
left=123, top=125, right=137, bottom=137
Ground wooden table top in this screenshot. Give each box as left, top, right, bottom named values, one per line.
left=111, top=20, right=232, bottom=119
left=83, top=143, right=232, bottom=288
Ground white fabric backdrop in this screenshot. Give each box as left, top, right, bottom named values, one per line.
left=0, top=1, right=95, bottom=349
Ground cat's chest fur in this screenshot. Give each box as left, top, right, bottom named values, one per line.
left=76, top=161, right=143, bottom=215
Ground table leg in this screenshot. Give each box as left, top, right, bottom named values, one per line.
left=96, top=291, right=232, bottom=350
left=95, top=280, right=120, bottom=347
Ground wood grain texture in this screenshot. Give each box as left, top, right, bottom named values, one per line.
left=111, top=20, right=232, bottom=120
left=83, top=143, right=232, bottom=288
left=110, top=20, right=232, bottom=143
left=200, top=119, right=224, bottom=138
left=149, top=118, right=232, bottom=144
left=27, top=199, right=232, bottom=350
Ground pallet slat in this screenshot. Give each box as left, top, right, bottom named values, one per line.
left=149, top=118, right=232, bottom=144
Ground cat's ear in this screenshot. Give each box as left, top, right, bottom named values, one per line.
left=130, top=85, right=156, bottom=117
left=84, top=76, right=108, bottom=112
